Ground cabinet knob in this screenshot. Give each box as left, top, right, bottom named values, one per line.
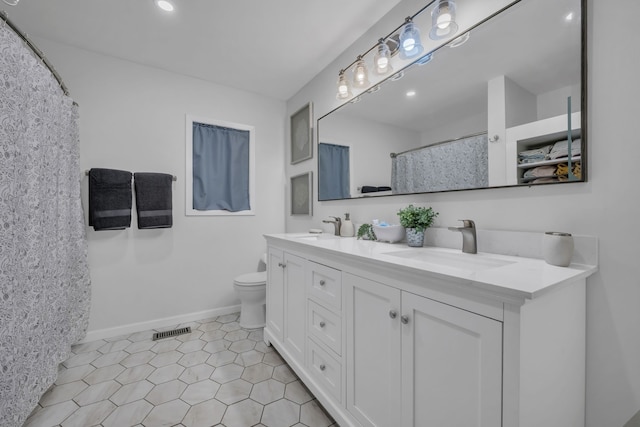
left=401, top=315, right=409, bottom=324
left=319, top=280, right=326, bottom=286
left=319, top=364, right=326, bottom=371
left=389, top=310, right=397, bottom=319
left=319, top=321, right=326, bottom=328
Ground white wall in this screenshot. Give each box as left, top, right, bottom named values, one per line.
left=34, top=39, right=286, bottom=335
left=285, top=0, right=640, bottom=425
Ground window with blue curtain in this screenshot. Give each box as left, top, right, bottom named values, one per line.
left=192, top=122, right=251, bottom=212
left=318, top=142, right=350, bottom=200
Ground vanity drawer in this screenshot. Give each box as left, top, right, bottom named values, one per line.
left=308, top=261, right=342, bottom=311
left=307, top=337, right=342, bottom=403
left=308, top=300, right=342, bottom=356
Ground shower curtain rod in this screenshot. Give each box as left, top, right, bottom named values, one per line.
left=1, top=10, right=70, bottom=96
left=390, top=130, right=488, bottom=158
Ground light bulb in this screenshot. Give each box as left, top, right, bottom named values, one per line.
left=403, top=37, right=416, bottom=52
left=352, top=57, right=369, bottom=88
left=437, top=9, right=452, bottom=29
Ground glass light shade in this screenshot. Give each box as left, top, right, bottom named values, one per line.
left=2, top=0, right=19, bottom=5
left=399, top=19, right=424, bottom=60
left=373, top=40, right=393, bottom=75
left=430, top=0, right=459, bottom=40
left=336, top=71, right=352, bottom=100
left=352, top=57, right=370, bottom=88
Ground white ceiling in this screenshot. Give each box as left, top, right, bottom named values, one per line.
left=2, top=0, right=403, bottom=100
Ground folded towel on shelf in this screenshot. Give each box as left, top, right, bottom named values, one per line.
left=134, top=173, right=174, bottom=229
left=518, top=144, right=553, bottom=164
left=556, top=163, right=569, bottom=176
left=531, top=177, right=559, bottom=184
left=548, top=138, right=581, bottom=160
left=573, top=162, right=582, bottom=179
left=89, top=168, right=132, bottom=230
left=523, top=165, right=557, bottom=179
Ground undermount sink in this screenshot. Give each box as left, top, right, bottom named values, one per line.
left=382, top=248, right=515, bottom=272
left=292, top=233, right=338, bottom=241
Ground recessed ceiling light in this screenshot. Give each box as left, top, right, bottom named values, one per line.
left=155, top=0, right=174, bottom=12
left=406, top=90, right=416, bottom=97
left=565, top=11, right=574, bottom=21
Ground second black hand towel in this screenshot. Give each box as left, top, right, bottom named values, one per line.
left=134, top=172, right=173, bottom=229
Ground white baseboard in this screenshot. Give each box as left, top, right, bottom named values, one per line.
left=80, top=305, right=241, bottom=343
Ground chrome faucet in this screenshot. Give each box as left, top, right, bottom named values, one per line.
left=322, top=216, right=342, bottom=236
left=448, top=220, right=477, bottom=254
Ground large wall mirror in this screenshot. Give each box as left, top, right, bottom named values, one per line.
left=317, top=0, right=585, bottom=201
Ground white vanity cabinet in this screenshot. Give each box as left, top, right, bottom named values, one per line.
left=345, top=272, right=502, bottom=427
left=264, top=234, right=596, bottom=427
left=266, top=247, right=306, bottom=364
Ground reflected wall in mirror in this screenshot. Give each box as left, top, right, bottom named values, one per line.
left=317, top=0, right=585, bottom=201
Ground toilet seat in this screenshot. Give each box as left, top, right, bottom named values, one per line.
left=234, top=271, right=266, bottom=286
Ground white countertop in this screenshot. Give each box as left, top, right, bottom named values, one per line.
left=264, top=233, right=598, bottom=303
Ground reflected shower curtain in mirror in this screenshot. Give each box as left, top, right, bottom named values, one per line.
left=319, top=143, right=350, bottom=200
left=0, top=22, right=90, bottom=426
left=391, top=134, right=488, bottom=193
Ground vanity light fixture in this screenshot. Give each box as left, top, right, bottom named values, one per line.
left=336, top=70, right=353, bottom=100
left=399, top=17, right=424, bottom=59
left=373, top=39, right=393, bottom=75
left=154, top=0, right=175, bottom=12
left=352, top=56, right=370, bottom=88
left=429, top=0, right=459, bottom=40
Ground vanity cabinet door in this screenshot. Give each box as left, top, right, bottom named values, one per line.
left=266, top=248, right=285, bottom=342
left=283, top=252, right=306, bottom=364
left=401, top=292, right=503, bottom=427
left=345, top=273, right=401, bottom=427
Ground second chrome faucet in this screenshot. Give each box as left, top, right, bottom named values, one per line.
left=322, top=216, right=342, bottom=236
left=448, top=220, right=477, bottom=254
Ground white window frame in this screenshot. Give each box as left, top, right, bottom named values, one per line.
left=185, top=114, right=255, bottom=216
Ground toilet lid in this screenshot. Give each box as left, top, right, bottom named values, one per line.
left=234, top=271, right=267, bottom=286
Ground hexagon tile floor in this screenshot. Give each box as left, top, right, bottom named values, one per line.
left=22, top=313, right=337, bottom=427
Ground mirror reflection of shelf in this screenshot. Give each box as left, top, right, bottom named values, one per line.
left=505, top=112, right=581, bottom=185
left=518, top=155, right=581, bottom=169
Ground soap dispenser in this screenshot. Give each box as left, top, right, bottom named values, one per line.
left=340, top=213, right=355, bottom=237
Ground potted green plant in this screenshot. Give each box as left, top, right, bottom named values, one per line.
left=397, top=204, right=438, bottom=247
left=357, top=223, right=376, bottom=241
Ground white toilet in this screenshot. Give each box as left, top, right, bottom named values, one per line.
left=234, top=255, right=267, bottom=329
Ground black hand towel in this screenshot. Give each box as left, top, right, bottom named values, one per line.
left=88, top=168, right=132, bottom=230
left=133, top=172, right=173, bottom=229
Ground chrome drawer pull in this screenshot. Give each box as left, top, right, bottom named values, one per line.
left=319, top=321, right=326, bottom=328
left=319, top=280, right=326, bottom=286
left=319, top=364, right=326, bottom=371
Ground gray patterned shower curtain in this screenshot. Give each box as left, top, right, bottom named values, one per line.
left=0, top=22, right=91, bottom=426
left=391, top=133, right=489, bottom=193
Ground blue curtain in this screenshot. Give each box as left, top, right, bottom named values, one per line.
left=193, top=122, right=250, bottom=211
left=319, top=143, right=350, bottom=200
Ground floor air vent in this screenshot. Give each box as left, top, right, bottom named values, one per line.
left=152, top=326, right=191, bottom=341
